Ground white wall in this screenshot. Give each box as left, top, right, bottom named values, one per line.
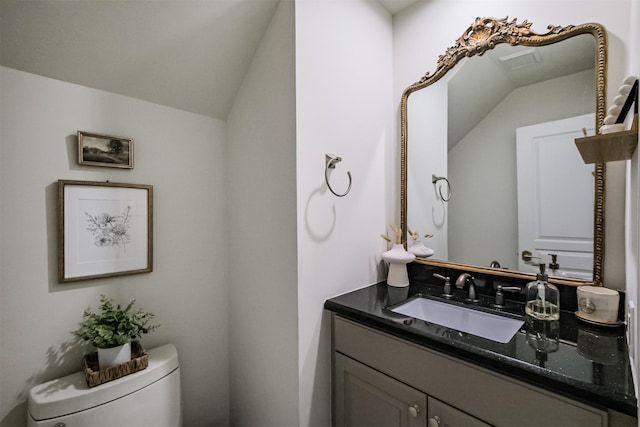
left=227, top=2, right=299, bottom=426
left=295, top=0, right=394, bottom=425
left=625, top=0, right=640, bottom=401
left=394, top=0, right=632, bottom=289
left=0, top=67, right=230, bottom=427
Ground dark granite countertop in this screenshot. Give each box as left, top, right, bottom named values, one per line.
left=325, top=280, right=637, bottom=417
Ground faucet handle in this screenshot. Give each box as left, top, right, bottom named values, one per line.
left=433, top=274, right=453, bottom=299
left=493, top=285, right=521, bottom=307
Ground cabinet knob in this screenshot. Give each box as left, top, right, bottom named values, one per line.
left=428, top=415, right=441, bottom=427
left=408, top=404, right=420, bottom=417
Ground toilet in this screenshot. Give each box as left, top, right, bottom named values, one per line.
left=27, top=343, right=181, bottom=427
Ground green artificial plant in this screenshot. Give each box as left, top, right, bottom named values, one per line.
left=73, top=294, right=159, bottom=349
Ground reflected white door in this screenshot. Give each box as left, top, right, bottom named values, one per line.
left=516, top=114, right=595, bottom=279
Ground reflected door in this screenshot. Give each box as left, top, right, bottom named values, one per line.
left=516, top=114, right=595, bottom=279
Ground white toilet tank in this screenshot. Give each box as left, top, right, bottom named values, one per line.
left=27, top=343, right=181, bottom=427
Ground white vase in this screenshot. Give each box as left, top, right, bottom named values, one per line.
left=408, top=241, right=435, bottom=258
left=97, top=342, right=131, bottom=370
left=382, top=244, right=416, bottom=287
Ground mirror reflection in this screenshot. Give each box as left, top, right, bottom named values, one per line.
left=401, top=18, right=607, bottom=285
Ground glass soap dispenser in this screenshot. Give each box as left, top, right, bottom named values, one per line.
left=525, top=263, right=560, bottom=320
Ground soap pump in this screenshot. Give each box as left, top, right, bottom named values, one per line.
left=525, top=263, right=560, bottom=320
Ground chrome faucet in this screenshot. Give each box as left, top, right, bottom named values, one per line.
left=455, top=273, right=479, bottom=303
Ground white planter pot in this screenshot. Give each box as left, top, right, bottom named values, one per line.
left=97, top=342, right=131, bottom=370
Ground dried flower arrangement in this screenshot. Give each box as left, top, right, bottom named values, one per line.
left=408, top=228, right=433, bottom=242
left=380, top=224, right=403, bottom=244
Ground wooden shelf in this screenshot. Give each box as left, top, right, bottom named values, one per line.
left=575, top=114, right=638, bottom=164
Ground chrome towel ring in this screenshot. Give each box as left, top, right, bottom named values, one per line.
left=325, top=153, right=352, bottom=197
left=432, top=174, right=451, bottom=202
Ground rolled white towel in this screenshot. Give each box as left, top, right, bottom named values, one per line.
left=618, top=84, right=633, bottom=96
left=613, top=94, right=626, bottom=105
left=607, top=104, right=622, bottom=117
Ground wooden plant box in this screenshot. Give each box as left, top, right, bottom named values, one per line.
left=81, top=341, right=149, bottom=388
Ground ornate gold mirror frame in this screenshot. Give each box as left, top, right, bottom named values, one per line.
left=400, top=17, right=607, bottom=286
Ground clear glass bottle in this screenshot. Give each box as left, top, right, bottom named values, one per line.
left=525, top=263, right=560, bottom=320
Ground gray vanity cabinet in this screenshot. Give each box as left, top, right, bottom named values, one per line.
left=335, top=353, right=427, bottom=427
left=331, top=314, right=629, bottom=427
left=335, top=350, right=490, bottom=427
left=428, top=397, right=492, bottom=427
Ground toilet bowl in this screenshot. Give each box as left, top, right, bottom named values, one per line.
left=27, top=343, right=182, bottom=427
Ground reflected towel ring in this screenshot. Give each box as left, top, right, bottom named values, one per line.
left=432, top=174, right=451, bottom=202
left=325, top=154, right=352, bottom=197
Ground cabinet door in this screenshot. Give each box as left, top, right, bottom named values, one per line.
left=334, top=353, right=427, bottom=427
left=428, top=397, right=491, bottom=427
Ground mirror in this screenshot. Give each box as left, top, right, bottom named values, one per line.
left=400, top=17, right=607, bottom=286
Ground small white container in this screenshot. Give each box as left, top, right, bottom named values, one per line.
left=576, top=286, right=619, bottom=323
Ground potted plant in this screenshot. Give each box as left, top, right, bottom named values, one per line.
left=73, top=294, right=159, bottom=369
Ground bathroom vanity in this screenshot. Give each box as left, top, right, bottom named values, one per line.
left=325, top=281, right=637, bottom=427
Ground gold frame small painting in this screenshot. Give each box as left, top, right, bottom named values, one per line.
left=78, top=131, right=133, bottom=169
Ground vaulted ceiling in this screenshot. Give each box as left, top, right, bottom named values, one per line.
left=1, top=0, right=280, bottom=120
left=1, top=0, right=414, bottom=120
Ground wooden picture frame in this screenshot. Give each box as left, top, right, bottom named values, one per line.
left=58, top=180, right=153, bottom=283
left=78, top=131, right=134, bottom=169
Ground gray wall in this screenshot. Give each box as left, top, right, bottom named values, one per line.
left=227, top=2, right=299, bottom=426
left=0, top=67, right=230, bottom=426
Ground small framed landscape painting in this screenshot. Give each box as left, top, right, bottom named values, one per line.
left=78, top=131, right=133, bottom=169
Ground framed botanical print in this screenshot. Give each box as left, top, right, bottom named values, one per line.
left=58, top=180, right=153, bottom=282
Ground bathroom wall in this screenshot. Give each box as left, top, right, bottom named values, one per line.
left=295, top=1, right=394, bottom=425
left=227, top=2, right=298, bottom=426
left=625, top=0, right=640, bottom=398
left=394, top=0, right=632, bottom=289
left=0, top=67, right=230, bottom=426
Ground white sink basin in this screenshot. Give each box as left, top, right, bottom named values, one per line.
left=391, top=297, right=524, bottom=343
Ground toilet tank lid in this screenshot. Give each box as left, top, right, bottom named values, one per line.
left=28, top=343, right=179, bottom=421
